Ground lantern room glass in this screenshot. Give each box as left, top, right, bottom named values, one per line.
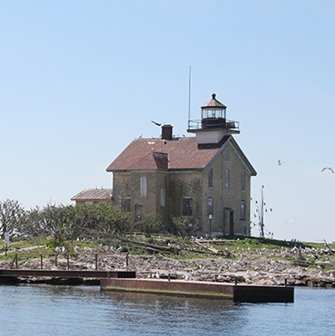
left=201, top=108, right=224, bottom=119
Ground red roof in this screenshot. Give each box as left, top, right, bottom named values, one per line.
left=106, top=137, right=228, bottom=171
left=201, top=93, right=227, bottom=109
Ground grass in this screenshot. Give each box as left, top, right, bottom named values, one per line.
left=1, top=235, right=335, bottom=268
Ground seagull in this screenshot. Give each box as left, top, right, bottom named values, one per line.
left=321, top=167, right=334, bottom=174
left=151, top=120, right=162, bottom=126
left=277, top=160, right=284, bottom=166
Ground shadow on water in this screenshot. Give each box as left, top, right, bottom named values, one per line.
left=98, top=290, right=246, bottom=335
left=101, top=289, right=236, bottom=309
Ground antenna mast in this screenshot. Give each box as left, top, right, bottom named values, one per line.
left=188, top=66, right=192, bottom=128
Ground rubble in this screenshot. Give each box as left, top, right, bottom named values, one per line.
left=1, top=244, right=334, bottom=287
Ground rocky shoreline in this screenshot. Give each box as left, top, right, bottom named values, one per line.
left=1, top=245, right=335, bottom=288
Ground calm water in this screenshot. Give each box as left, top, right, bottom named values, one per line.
left=0, top=285, right=334, bottom=336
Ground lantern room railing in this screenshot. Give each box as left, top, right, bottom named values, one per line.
left=187, top=119, right=240, bottom=133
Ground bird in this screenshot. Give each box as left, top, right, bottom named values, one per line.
left=321, top=167, right=334, bottom=174
left=277, top=160, right=284, bottom=166
left=151, top=120, right=162, bottom=126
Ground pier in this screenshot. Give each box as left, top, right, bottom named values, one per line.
left=100, top=278, right=294, bottom=303
left=0, top=269, right=136, bottom=284
left=0, top=267, right=294, bottom=302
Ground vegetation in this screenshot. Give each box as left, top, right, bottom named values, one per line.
left=1, top=198, right=335, bottom=266
left=0, top=199, right=166, bottom=245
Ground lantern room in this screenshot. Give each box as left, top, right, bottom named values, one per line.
left=187, top=93, right=240, bottom=145
left=201, top=93, right=227, bottom=129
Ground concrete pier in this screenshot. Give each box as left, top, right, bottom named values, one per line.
left=100, top=278, right=294, bottom=303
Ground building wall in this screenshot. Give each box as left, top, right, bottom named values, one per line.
left=168, top=170, right=203, bottom=231
left=75, top=199, right=112, bottom=205
left=158, top=142, right=251, bottom=236
left=112, top=142, right=252, bottom=237
left=112, top=170, right=169, bottom=221
left=206, top=142, right=251, bottom=236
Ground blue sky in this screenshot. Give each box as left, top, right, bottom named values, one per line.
left=1, top=0, right=334, bottom=242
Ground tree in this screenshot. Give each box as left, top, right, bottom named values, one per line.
left=21, top=204, right=77, bottom=245
left=0, top=199, right=25, bottom=239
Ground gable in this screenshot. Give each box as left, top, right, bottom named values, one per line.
left=228, top=137, right=257, bottom=176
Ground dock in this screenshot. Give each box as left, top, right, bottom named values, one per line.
left=0, top=268, right=294, bottom=303
left=100, top=278, right=294, bottom=303
left=0, top=269, right=136, bottom=284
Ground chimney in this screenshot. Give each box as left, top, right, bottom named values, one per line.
left=161, top=124, right=173, bottom=141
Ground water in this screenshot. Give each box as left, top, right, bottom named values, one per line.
left=0, top=285, right=334, bottom=336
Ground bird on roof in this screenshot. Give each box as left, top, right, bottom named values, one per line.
left=321, top=167, right=334, bottom=174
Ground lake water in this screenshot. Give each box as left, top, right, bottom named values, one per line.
left=0, top=285, right=334, bottom=335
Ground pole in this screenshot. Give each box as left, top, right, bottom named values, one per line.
left=210, top=218, right=212, bottom=237
left=260, top=185, right=264, bottom=238
left=188, top=66, right=192, bottom=128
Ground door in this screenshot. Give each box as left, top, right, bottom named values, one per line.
left=224, top=208, right=234, bottom=236
left=229, top=211, right=234, bottom=236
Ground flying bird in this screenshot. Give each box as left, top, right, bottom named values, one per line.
left=151, top=120, right=162, bottom=127
left=321, top=167, right=334, bottom=174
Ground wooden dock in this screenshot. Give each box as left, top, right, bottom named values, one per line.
left=0, top=269, right=136, bottom=284
left=100, top=278, right=294, bottom=303
left=0, top=268, right=294, bottom=303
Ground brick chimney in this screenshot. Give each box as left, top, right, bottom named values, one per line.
left=161, top=124, right=173, bottom=141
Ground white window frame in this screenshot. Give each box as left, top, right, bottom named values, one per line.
left=140, top=176, right=147, bottom=198
left=240, top=200, right=246, bottom=220
left=224, top=169, right=230, bottom=190
left=160, top=188, right=166, bottom=207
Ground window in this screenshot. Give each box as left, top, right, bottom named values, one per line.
left=182, top=197, right=192, bottom=216
left=207, top=197, right=213, bottom=216
left=208, top=167, right=213, bottom=188
left=224, top=169, right=230, bottom=190
left=160, top=188, right=166, bottom=207
left=240, top=200, right=246, bottom=220
left=241, top=170, right=246, bottom=191
left=123, top=197, right=131, bottom=212
left=140, top=176, right=147, bottom=197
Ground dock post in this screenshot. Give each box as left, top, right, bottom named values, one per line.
left=66, top=254, right=70, bottom=270
left=125, top=253, right=129, bottom=270
left=234, top=276, right=238, bottom=285
left=95, top=254, right=98, bottom=270
left=55, top=254, right=58, bottom=267
left=40, top=254, right=43, bottom=269
left=15, top=254, right=18, bottom=269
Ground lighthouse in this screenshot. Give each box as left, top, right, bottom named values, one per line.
left=187, top=93, right=240, bottom=145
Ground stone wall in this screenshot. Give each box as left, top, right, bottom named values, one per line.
left=112, top=141, right=252, bottom=236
